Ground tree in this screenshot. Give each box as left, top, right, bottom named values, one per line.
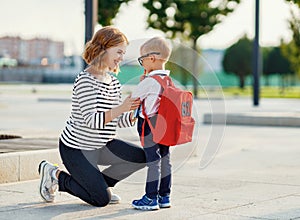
left=261, top=47, right=272, bottom=86
left=98, top=0, right=131, bottom=26
left=264, top=46, right=293, bottom=88
left=264, top=47, right=292, bottom=75
left=283, top=0, right=300, bottom=77
left=143, top=0, right=241, bottom=97
left=285, top=0, right=300, bottom=6
left=222, top=35, right=252, bottom=89
left=166, top=45, right=195, bottom=87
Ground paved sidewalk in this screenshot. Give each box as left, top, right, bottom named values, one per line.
left=0, top=124, right=300, bottom=220
left=0, top=84, right=300, bottom=219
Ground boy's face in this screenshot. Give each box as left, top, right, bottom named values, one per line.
left=138, top=50, right=160, bottom=73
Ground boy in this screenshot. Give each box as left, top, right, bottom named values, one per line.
left=131, top=37, right=172, bottom=210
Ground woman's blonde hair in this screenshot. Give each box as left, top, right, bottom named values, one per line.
left=82, top=26, right=128, bottom=73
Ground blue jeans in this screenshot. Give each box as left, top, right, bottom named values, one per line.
left=58, top=139, right=145, bottom=207
left=137, top=116, right=172, bottom=199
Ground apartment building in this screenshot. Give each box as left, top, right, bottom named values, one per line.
left=0, top=36, right=64, bottom=65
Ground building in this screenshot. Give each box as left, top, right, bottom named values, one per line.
left=0, top=36, right=64, bottom=66
left=0, top=36, right=22, bottom=60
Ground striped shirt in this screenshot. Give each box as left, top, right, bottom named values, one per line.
left=60, top=71, right=133, bottom=150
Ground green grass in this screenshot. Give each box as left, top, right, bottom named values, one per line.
left=222, top=86, right=300, bottom=99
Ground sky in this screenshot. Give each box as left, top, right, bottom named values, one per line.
left=0, top=0, right=296, bottom=56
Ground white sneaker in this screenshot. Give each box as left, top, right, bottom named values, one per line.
left=38, top=160, right=58, bottom=202
left=109, top=188, right=121, bottom=204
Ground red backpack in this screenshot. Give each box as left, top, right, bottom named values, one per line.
left=141, top=75, right=195, bottom=146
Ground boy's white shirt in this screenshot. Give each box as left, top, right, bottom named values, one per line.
left=131, top=69, right=170, bottom=118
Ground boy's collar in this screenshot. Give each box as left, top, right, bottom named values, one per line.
left=148, top=70, right=170, bottom=76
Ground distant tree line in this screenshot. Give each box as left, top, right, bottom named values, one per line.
left=222, top=0, right=300, bottom=89
left=222, top=35, right=294, bottom=89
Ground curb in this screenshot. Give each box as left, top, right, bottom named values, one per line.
left=203, top=112, right=300, bottom=127
left=0, top=149, right=63, bottom=184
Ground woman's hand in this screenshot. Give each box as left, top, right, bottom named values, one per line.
left=107, top=95, right=140, bottom=124
left=121, top=95, right=141, bottom=112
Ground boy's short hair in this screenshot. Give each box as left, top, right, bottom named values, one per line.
left=140, top=37, right=172, bottom=61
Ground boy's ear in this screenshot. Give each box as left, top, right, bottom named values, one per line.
left=150, top=55, right=155, bottom=63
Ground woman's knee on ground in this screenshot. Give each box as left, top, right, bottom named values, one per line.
left=90, top=190, right=111, bottom=207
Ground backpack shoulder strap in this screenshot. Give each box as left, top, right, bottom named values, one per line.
left=150, top=75, right=174, bottom=89
left=141, top=100, right=155, bottom=146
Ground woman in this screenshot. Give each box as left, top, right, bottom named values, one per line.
left=38, top=26, right=145, bottom=207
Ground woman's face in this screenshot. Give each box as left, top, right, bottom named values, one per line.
left=104, top=42, right=127, bottom=71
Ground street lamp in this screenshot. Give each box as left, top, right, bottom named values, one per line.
left=84, top=0, right=98, bottom=69
left=253, top=0, right=260, bottom=106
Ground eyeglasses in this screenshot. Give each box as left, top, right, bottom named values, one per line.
left=137, top=52, right=160, bottom=66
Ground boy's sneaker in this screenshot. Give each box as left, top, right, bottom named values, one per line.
left=38, top=160, right=58, bottom=202
left=132, top=195, right=159, bottom=210
left=158, top=195, right=171, bottom=208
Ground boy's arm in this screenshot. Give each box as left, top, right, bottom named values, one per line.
left=131, top=78, right=155, bottom=100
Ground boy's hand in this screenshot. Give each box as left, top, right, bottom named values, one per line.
left=139, top=69, right=147, bottom=82
left=130, top=112, right=138, bottom=123
left=140, top=75, right=146, bottom=81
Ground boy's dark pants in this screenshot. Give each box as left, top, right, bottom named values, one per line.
left=137, top=116, right=172, bottom=199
